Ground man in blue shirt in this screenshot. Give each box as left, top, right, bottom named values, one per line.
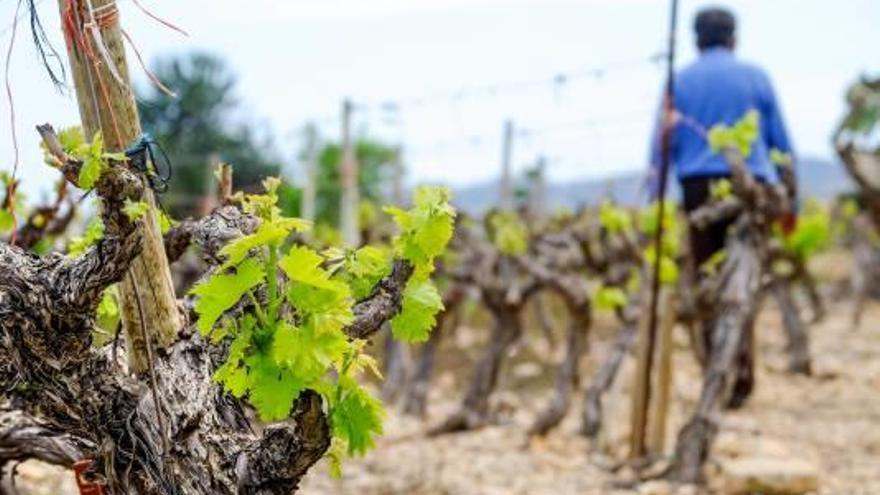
left=649, top=7, right=797, bottom=406
left=651, top=6, right=796, bottom=268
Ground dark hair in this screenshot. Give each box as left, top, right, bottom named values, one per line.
left=694, top=7, right=736, bottom=50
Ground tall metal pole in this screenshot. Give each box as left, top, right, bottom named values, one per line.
left=57, top=0, right=179, bottom=373
left=630, top=0, right=679, bottom=459
left=339, top=99, right=360, bottom=246
left=301, top=123, right=319, bottom=225
left=499, top=119, right=514, bottom=211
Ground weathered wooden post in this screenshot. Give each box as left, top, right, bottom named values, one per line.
left=528, top=155, right=547, bottom=221
left=339, top=99, right=360, bottom=246
left=499, top=119, right=514, bottom=211
left=391, top=145, right=405, bottom=206
left=57, top=0, right=179, bottom=372
left=649, top=289, right=677, bottom=453
left=300, top=123, right=319, bottom=225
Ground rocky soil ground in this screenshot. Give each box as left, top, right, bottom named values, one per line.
left=297, top=293, right=880, bottom=495
left=8, top=254, right=880, bottom=495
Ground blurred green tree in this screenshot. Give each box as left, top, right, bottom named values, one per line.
left=137, top=52, right=281, bottom=216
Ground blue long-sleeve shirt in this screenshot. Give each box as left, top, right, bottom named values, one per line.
left=649, top=47, right=794, bottom=192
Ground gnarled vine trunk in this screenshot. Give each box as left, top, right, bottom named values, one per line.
left=529, top=303, right=590, bottom=437
left=665, top=218, right=762, bottom=483
left=432, top=301, right=523, bottom=434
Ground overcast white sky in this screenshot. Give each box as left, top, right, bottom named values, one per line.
left=2, top=0, right=879, bottom=200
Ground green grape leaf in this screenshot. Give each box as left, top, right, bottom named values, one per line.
left=68, top=217, right=105, bottom=257
left=78, top=155, right=103, bottom=189
left=213, top=315, right=255, bottom=397
left=710, top=179, right=733, bottom=201
left=0, top=209, right=14, bottom=233
left=246, top=353, right=305, bottom=421
left=282, top=245, right=354, bottom=332
left=386, top=186, right=455, bottom=265
left=214, top=359, right=250, bottom=398
left=158, top=210, right=175, bottom=234
left=219, top=218, right=308, bottom=270
left=595, top=285, right=627, bottom=311
left=57, top=126, right=85, bottom=154
left=644, top=247, right=680, bottom=285
left=280, top=245, right=338, bottom=290
left=122, top=199, right=149, bottom=221
left=489, top=211, right=529, bottom=255
left=707, top=110, right=760, bottom=158
left=700, top=249, right=728, bottom=276
left=271, top=322, right=348, bottom=380
left=770, top=148, right=792, bottom=167
left=339, top=245, right=392, bottom=300
left=190, top=258, right=265, bottom=334
left=330, top=376, right=385, bottom=456
left=599, top=202, right=632, bottom=235
left=77, top=132, right=106, bottom=189
left=783, top=202, right=830, bottom=258
left=327, top=440, right=345, bottom=479
left=391, top=279, right=443, bottom=342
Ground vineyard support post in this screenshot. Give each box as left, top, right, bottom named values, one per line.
left=631, top=0, right=679, bottom=460
left=649, top=289, right=677, bottom=453
left=499, top=119, right=514, bottom=212
left=629, top=283, right=654, bottom=458
left=301, top=123, right=319, bottom=225
left=391, top=145, right=405, bottom=205
left=529, top=155, right=547, bottom=221
left=339, top=98, right=360, bottom=246
left=57, top=0, right=179, bottom=373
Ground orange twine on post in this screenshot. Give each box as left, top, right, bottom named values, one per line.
left=61, top=0, right=125, bottom=147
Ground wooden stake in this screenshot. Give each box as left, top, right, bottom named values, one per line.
left=649, top=289, right=677, bottom=453
left=499, top=119, right=514, bottom=212
left=58, top=0, right=178, bottom=373
left=629, top=283, right=653, bottom=458
left=339, top=99, right=360, bottom=246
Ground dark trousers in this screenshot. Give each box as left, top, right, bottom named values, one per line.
left=680, top=175, right=754, bottom=408
left=681, top=176, right=735, bottom=269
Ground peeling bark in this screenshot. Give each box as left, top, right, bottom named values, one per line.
left=0, top=196, right=418, bottom=493
left=665, top=218, right=762, bottom=483
left=581, top=309, right=638, bottom=440
left=529, top=304, right=589, bottom=437
left=531, top=292, right=557, bottom=350
left=772, top=279, right=811, bottom=375
left=431, top=299, right=523, bottom=435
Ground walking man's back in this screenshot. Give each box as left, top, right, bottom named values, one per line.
left=650, top=6, right=796, bottom=267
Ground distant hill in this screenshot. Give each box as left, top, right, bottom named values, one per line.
left=451, top=156, right=855, bottom=214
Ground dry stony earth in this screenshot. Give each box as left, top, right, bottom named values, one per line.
left=298, top=297, right=880, bottom=495
left=8, top=254, right=880, bottom=495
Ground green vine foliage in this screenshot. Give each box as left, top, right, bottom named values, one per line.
left=778, top=199, right=831, bottom=259
left=707, top=109, right=760, bottom=158
left=189, top=180, right=455, bottom=464
left=641, top=200, right=681, bottom=285
left=45, top=127, right=126, bottom=189
left=0, top=171, right=23, bottom=234
left=487, top=210, right=529, bottom=255
left=598, top=201, right=633, bottom=235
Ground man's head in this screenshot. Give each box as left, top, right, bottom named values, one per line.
left=694, top=7, right=736, bottom=51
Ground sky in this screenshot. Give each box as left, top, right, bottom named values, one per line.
left=1, top=0, right=879, bottom=200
